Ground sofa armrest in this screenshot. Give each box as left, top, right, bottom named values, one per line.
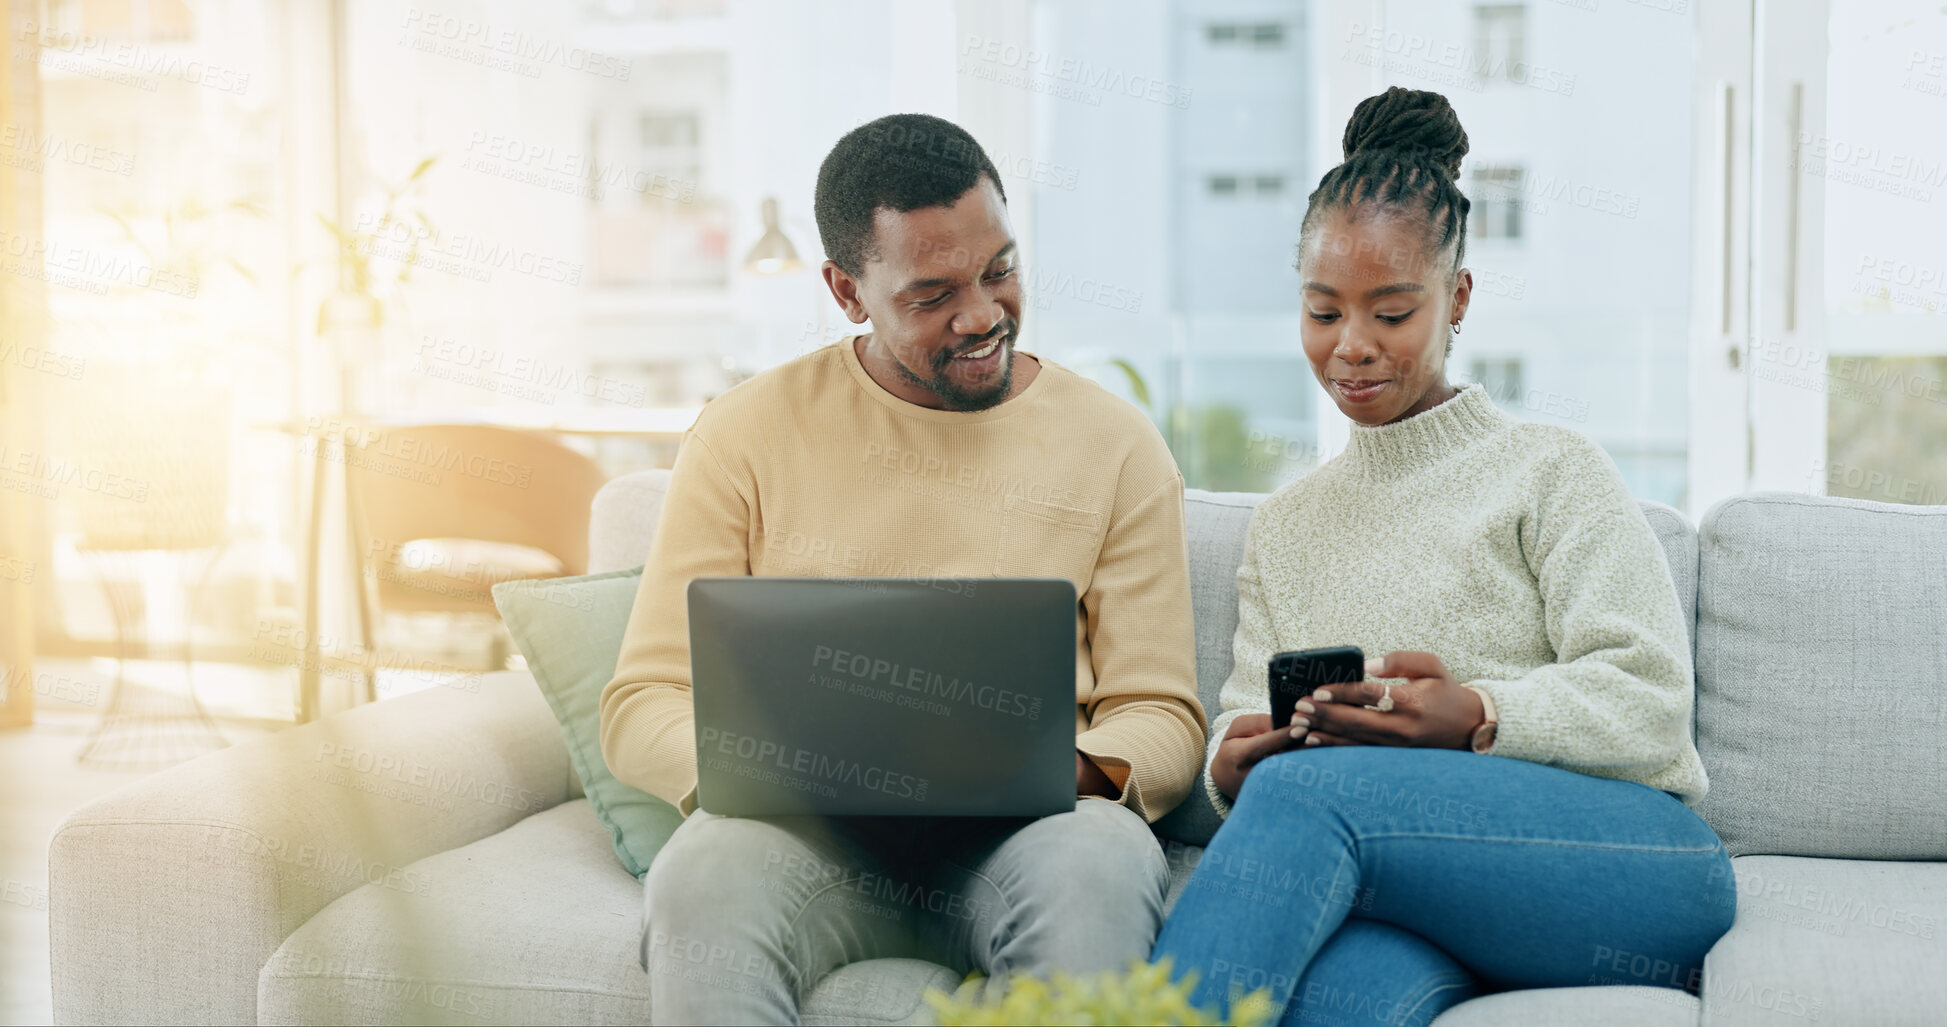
left=49, top=670, right=569, bottom=1026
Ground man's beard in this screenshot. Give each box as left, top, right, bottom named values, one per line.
left=895, top=319, right=1019, bottom=412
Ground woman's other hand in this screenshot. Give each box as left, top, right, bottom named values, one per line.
left=1210, top=714, right=1308, bottom=800
left=1299, top=651, right=1485, bottom=750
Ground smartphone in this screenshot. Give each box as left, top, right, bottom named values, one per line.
left=1269, top=646, right=1366, bottom=730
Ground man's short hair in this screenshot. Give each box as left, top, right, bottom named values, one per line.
left=814, top=113, right=1006, bottom=278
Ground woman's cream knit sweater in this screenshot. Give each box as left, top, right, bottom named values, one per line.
left=1205, top=383, right=1708, bottom=817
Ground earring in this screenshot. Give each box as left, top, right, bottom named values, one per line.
left=1450, top=321, right=1463, bottom=334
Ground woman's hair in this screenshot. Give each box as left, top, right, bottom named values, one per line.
left=1299, top=87, right=1473, bottom=280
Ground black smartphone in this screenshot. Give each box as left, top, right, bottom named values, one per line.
left=1269, top=646, right=1366, bottom=729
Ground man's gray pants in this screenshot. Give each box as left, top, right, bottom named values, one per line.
left=641, top=799, right=1169, bottom=1025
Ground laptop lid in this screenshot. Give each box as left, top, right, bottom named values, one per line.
left=688, top=577, right=1077, bottom=817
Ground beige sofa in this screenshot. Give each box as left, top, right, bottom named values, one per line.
left=49, top=469, right=1947, bottom=1024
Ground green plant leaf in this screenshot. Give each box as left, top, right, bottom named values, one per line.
left=315, top=213, right=356, bottom=247
left=1108, top=357, right=1152, bottom=409
left=103, top=210, right=138, bottom=243
left=923, top=958, right=1273, bottom=1026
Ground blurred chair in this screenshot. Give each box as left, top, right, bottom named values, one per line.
left=65, top=363, right=232, bottom=767
left=344, top=424, right=608, bottom=678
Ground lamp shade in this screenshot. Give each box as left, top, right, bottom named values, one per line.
left=742, top=196, right=803, bottom=274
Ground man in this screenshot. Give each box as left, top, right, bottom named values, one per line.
left=600, top=112, right=1205, bottom=1024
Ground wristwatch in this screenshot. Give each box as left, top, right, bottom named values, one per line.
left=1464, top=685, right=1498, bottom=754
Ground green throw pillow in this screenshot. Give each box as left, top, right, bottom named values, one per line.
left=493, top=567, right=681, bottom=878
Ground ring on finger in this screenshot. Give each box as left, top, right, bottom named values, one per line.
left=1365, top=682, right=1394, bottom=713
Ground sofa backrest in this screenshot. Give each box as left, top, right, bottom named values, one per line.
left=590, top=470, right=1947, bottom=859
left=589, top=470, right=673, bottom=574
left=1149, top=489, right=1261, bottom=845
left=594, top=470, right=1713, bottom=848
left=1689, top=492, right=1947, bottom=860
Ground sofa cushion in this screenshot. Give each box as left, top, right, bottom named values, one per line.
left=1430, top=985, right=1700, bottom=1026
left=259, top=799, right=962, bottom=1025
left=494, top=569, right=681, bottom=879
left=259, top=799, right=1770, bottom=1027
left=1161, top=840, right=1204, bottom=917
left=1698, top=855, right=1946, bottom=1026
left=258, top=800, right=652, bottom=1025
left=1692, top=493, right=1947, bottom=858
left=376, top=537, right=566, bottom=612
left=803, top=959, right=963, bottom=1027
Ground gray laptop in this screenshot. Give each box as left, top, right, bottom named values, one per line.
left=688, top=577, right=1078, bottom=817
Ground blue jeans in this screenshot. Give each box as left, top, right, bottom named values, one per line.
left=1152, top=748, right=1736, bottom=1027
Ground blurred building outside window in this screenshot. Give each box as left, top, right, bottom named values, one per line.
left=14, top=0, right=1944, bottom=716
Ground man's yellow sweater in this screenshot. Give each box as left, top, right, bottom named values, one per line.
left=599, top=337, right=1206, bottom=821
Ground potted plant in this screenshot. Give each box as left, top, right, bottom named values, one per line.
left=312, top=156, right=438, bottom=413
left=925, top=958, right=1275, bottom=1026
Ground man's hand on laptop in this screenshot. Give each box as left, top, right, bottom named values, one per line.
left=1076, top=751, right=1122, bottom=799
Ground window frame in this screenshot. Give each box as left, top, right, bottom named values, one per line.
left=1688, top=0, right=1834, bottom=513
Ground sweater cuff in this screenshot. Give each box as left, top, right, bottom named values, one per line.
left=1077, top=714, right=1199, bottom=824
left=1462, top=680, right=1529, bottom=762
left=1201, top=710, right=1241, bottom=820
left=1463, top=684, right=1500, bottom=754
left=1074, top=731, right=1146, bottom=819
left=1203, top=757, right=1234, bottom=820
left=601, top=687, right=701, bottom=813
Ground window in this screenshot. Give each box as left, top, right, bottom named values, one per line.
left=19, top=0, right=312, bottom=661
left=1469, top=356, right=1525, bottom=408
left=1357, top=1, right=1694, bottom=508
left=1206, top=23, right=1285, bottom=49
left=1040, top=1, right=1696, bottom=503
left=629, top=110, right=705, bottom=209
left=1810, top=2, right=1947, bottom=506
left=639, top=112, right=699, bottom=148
left=21, top=0, right=1907, bottom=663
left=1473, top=5, right=1526, bottom=83
left=1469, top=165, right=1526, bottom=241
left=1205, top=174, right=1287, bottom=199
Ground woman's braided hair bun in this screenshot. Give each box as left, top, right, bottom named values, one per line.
left=1342, top=86, right=1469, bottom=182
left=1300, top=87, right=1474, bottom=286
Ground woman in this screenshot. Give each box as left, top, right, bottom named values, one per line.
left=1151, top=87, right=1735, bottom=1026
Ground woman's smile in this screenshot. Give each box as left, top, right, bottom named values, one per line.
left=1333, top=378, right=1391, bottom=404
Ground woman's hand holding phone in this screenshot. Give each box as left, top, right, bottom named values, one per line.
left=1210, top=714, right=1308, bottom=799
left=1301, top=650, right=1484, bottom=751
left=1216, top=650, right=1488, bottom=800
